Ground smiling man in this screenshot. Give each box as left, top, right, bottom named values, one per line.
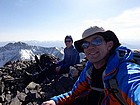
left=42, top=26, right=140, bottom=105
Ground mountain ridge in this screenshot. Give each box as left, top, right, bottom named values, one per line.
left=0, top=40, right=140, bottom=49
left=0, top=41, right=64, bottom=67
left=0, top=41, right=139, bottom=67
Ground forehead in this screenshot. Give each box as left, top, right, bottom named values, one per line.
left=65, top=38, right=72, bottom=40
left=84, top=34, right=104, bottom=41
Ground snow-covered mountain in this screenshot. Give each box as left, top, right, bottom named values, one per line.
left=0, top=42, right=64, bottom=67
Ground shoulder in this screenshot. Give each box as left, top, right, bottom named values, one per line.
left=117, top=62, right=140, bottom=80
left=72, top=46, right=79, bottom=53
left=121, top=62, right=140, bottom=70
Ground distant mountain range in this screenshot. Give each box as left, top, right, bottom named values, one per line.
left=0, top=42, right=64, bottom=67
left=0, top=40, right=139, bottom=67
left=0, top=40, right=139, bottom=49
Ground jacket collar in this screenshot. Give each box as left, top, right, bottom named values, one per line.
left=103, top=46, right=133, bottom=80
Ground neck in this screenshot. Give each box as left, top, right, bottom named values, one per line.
left=67, top=45, right=73, bottom=48
left=93, top=54, right=109, bottom=69
left=93, top=61, right=106, bottom=69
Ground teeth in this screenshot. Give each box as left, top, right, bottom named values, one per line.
left=90, top=52, right=95, bottom=54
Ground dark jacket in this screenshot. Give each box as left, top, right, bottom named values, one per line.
left=57, top=45, right=80, bottom=71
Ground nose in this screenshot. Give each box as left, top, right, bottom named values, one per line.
left=88, top=43, right=96, bottom=49
left=88, top=43, right=96, bottom=48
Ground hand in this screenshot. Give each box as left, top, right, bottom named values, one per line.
left=56, top=66, right=61, bottom=73
left=41, top=100, right=56, bottom=105
left=69, top=66, right=79, bottom=77
left=54, top=60, right=59, bottom=64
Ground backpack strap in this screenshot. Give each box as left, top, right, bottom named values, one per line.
left=108, top=78, right=128, bottom=105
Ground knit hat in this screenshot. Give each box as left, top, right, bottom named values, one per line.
left=74, top=26, right=121, bottom=53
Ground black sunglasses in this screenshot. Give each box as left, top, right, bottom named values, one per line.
left=81, top=37, right=104, bottom=49
left=65, top=40, right=72, bottom=43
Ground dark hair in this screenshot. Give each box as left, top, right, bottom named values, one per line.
left=65, top=35, right=73, bottom=42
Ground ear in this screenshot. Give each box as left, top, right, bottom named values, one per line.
left=107, top=41, right=114, bottom=51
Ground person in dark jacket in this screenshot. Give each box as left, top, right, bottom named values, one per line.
left=55, top=35, right=80, bottom=74
left=42, top=26, right=140, bottom=105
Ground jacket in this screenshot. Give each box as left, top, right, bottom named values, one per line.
left=57, top=45, right=80, bottom=69
left=51, top=46, right=140, bottom=105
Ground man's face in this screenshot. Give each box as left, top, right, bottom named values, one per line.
left=65, top=38, right=73, bottom=48
left=82, top=35, right=113, bottom=68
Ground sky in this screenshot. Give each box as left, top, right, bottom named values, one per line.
left=0, top=0, right=140, bottom=46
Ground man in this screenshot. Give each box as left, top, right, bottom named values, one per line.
left=30, top=35, right=80, bottom=83
left=42, top=26, right=140, bottom=105
left=55, top=35, right=80, bottom=74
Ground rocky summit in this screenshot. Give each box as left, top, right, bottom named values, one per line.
left=0, top=42, right=139, bottom=105
left=0, top=42, right=86, bottom=105
left=0, top=53, right=84, bottom=105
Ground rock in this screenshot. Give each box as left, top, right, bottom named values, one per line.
left=0, top=54, right=86, bottom=105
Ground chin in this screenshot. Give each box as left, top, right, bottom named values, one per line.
left=89, top=59, right=99, bottom=64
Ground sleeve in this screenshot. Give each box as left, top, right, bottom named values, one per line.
left=71, top=48, right=80, bottom=65
left=51, top=63, right=91, bottom=105
left=116, top=62, right=140, bottom=105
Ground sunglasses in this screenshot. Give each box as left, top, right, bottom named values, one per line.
left=81, top=37, right=104, bottom=49
left=65, top=40, right=72, bottom=43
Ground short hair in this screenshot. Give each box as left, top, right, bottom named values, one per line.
left=65, top=35, right=73, bottom=42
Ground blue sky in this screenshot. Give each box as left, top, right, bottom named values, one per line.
left=0, top=0, right=140, bottom=45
